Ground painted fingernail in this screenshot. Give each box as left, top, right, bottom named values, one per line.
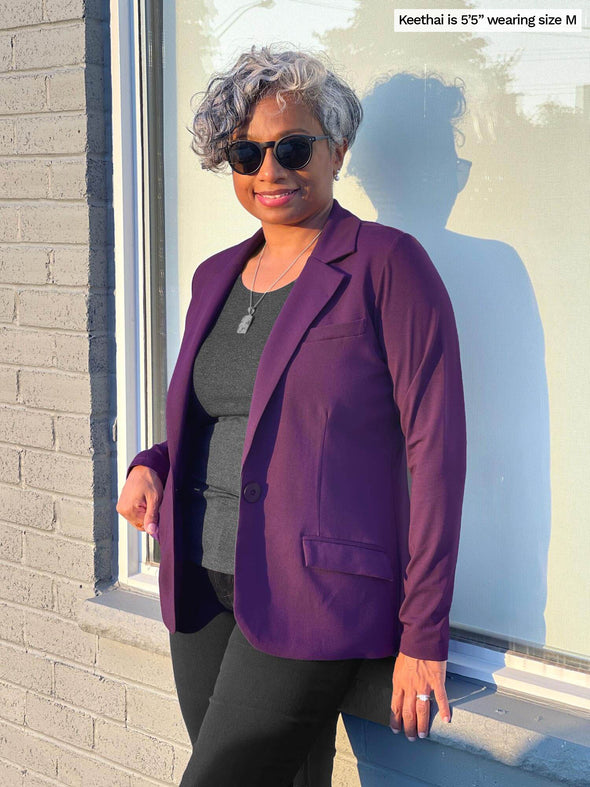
left=390, top=726, right=400, bottom=734
left=443, top=715, right=451, bottom=723
left=418, top=732, right=427, bottom=738
left=407, top=736, right=417, bottom=742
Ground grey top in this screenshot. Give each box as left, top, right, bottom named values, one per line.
left=183, top=271, right=296, bottom=574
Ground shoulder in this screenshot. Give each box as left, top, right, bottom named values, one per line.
left=190, top=233, right=261, bottom=294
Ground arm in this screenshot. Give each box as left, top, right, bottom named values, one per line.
left=376, top=233, right=466, bottom=740
left=376, top=232, right=467, bottom=662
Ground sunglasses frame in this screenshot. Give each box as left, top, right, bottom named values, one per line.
left=226, top=134, right=330, bottom=175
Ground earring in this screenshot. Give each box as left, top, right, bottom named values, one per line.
left=333, top=171, right=340, bottom=181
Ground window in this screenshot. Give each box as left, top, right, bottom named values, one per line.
left=112, top=0, right=590, bottom=702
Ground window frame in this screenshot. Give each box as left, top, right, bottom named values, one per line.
left=110, top=0, right=590, bottom=708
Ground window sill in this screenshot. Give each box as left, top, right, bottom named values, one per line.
left=340, top=658, right=590, bottom=786
left=78, top=587, right=590, bottom=785
left=77, top=583, right=169, bottom=656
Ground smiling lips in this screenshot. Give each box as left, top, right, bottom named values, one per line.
left=255, top=188, right=299, bottom=207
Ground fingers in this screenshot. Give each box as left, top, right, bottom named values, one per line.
left=416, top=694, right=431, bottom=738
left=433, top=684, right=451, bottom=724
left=402, top=693, right=417, bottom=741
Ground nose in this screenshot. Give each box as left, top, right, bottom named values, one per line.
left=258, top=145, right=286, bottom=180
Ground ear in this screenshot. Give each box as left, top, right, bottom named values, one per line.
left=333, top=138, right=348, bottom=173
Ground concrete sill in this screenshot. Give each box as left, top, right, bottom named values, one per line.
left=78, top=586, right=590, bottom=785
left=340, top=658, right=590, bottom=786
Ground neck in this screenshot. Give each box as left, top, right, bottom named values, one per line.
left=259, top=198, right=333, bottom=258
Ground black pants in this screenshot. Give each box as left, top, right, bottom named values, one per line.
left=169, top=568, right=364, bottom=787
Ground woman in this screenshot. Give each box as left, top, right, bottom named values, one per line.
left=116, top=46, right=466, bottom=786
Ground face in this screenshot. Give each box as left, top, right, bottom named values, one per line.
left=229, top=94, right=347, bottom=229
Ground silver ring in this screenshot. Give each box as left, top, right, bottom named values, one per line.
left=416, top=693, right=431, bottom=702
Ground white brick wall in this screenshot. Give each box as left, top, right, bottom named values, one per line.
left=0, top=2, right=199, bottom=784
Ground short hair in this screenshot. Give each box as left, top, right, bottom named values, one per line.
left=188, top=45, right=363, bottom=172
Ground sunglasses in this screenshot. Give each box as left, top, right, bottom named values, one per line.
left=226, top=134, right=330, bottom=175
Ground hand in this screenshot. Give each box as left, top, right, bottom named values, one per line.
left=116, top=465, right=163, bottom=541
left=390, top=652, right=451, bottom=741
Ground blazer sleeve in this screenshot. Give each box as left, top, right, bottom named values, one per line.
left=126, top=441, right=170, bottom=487
left=375, top=232, right=467, bottom=661
left=125, top=257, right=212, bottom=488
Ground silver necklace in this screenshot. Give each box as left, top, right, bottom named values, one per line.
left=237, top=229, right=322, bottom=334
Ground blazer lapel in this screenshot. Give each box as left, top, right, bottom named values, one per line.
left=167, top=199, right=361, bottom=477
left=241, top=199, right=360, bottom=469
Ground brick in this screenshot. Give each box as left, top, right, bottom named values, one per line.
left=24, top=774, right=62, bottom=787
left=47, top=66, right=106, bottom=114
left=127, top=685, right=189, bottom=744
left=0, top=118, right=16, bottom=155
left=57, top=748, right=130, bottom=787
left=0, top=758, right=24, bottom=787
left=19, top=289, right=90, bottom=331
left=55, top=663, right=125, bottom=720
left=97, top=639, right=176, bottom=693
left=0, top=366, right=18, bottom=403
left=87, top=157, right=109, bottom=203
left=0, top=286, right=15, bottom=321
left=0, top=521, right=22, bottom=561
left=24, top=530, right=107, bottom=583
left=0, top=327, right=55, bottom=368
left=1, top=484, right=54, bottom=529
left=0, top=680, right=26, bottom=724
left=54, top=333, right=111, bottom=375
left=0, top=160, right=50, bottom=200
left=0, top=562, right=53, bottom=610
left=49, top=247, right=90, bottom=287
left=0, top=719, right=59, bottom=778
left=0, top=600, right=25, bottom=644
left=22, top=449, right=112, bottom=498
left=25, top=609, right=96, bottom=664
left=47, top=68, right=86, bottom=113
left=0, top=74, right=46, bottom=115
left=55, top=414, right=111, bottom=456
left=16, top=115, right=88, bottom=156
left=0, top=0, right=43, bottom=27
left=13, top=24, right=85, bottom=70
left=44, top=0, right=105, bottom=23
left=26, top=693, right=93, bottom=748
left=0, top=206, right=19, bottom=241
left=0, top=406, right=54, bottom=449
left=54, top=578, right=95, bottom=618
left=19, top=370, right=92, bottom=414
left=0, top=642, right=52, bottom=693
left=0, top=247, right=49, bottom=285
left=94, top=718, right=175, bottom=781
left=54, top=496, right=92, bottom=536
left=172, top=746, right=192, bottom=784
left=0, top=34, right=14, bottom=72
left=20, top=205, right=91, bottom=245
left=0, top=444, right=20, bottom=483
left=49, top=158, right=86, bottom=200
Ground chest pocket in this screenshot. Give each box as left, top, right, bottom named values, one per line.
left=303, top=317, right=367, bottom=343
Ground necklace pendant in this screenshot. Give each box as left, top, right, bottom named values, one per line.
left=237, top=312, right=254, bottom=334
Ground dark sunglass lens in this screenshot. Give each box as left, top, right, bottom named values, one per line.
left=229, top=142, right=261, bottom=174
left=276, top=136, right=312, bottom=169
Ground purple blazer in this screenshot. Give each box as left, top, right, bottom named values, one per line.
left=129, top=200, right=466, bottom=661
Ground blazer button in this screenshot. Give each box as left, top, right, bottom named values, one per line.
left=243, top=482, right=261, bottom=502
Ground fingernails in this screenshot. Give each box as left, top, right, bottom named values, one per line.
left=145, top=522, right=156, bottom=535
left=407, top=736, right=417, bottom=742
left=418, top=732, right=427, bottom=738
left=390, top=726, right=400, bottom=734
left=443, top=715, right=451, bottom=723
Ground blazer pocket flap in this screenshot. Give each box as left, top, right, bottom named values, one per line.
left=302, top=536, right=393, bottom=581
left=304, top=317, right=367, bottom=342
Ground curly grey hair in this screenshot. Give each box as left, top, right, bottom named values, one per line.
left=189, top=46, right=363, bottom=172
